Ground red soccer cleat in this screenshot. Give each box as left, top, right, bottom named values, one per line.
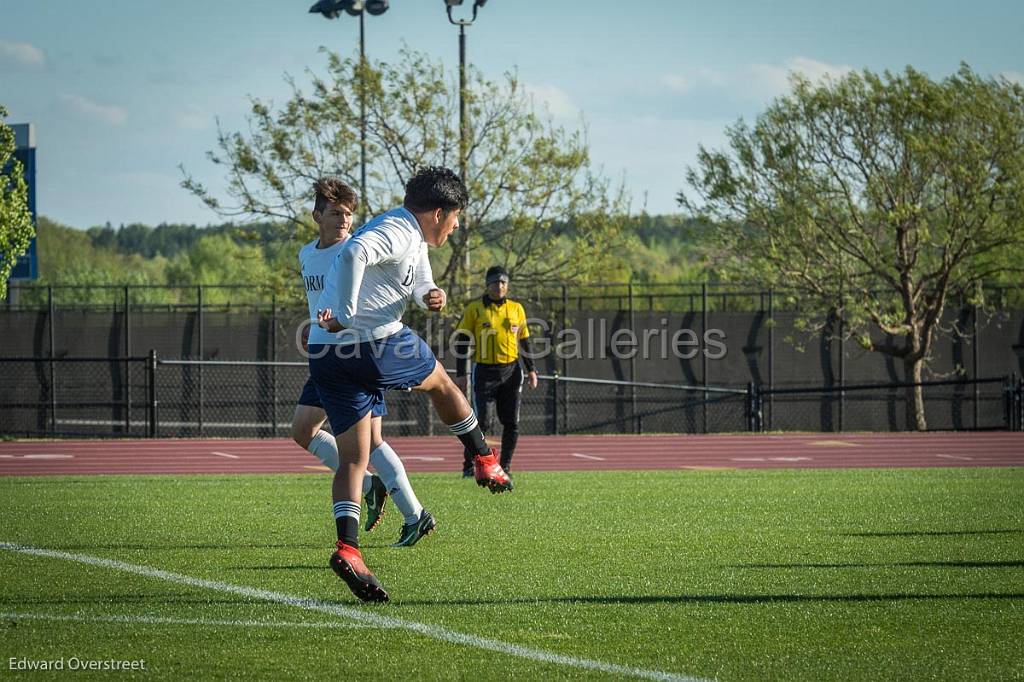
left=473, top=448, right=514, bottom=494
left=329, top=541, right=389, bottom=603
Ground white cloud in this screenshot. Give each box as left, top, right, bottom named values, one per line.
left=746, top=56, right=855, bottom=98
left=660, top=74, right=693, bottom=93
left=59, top=94, right=128, bottom=126
left=0, top=40, right=46, bottom=70
left=1001, top=70, right=1024, bottom=85
left=522, top=83, right=578, bottom=120
left=175, top=105, right=210, bottom=131
left=660, top=68, right=726, bottom=94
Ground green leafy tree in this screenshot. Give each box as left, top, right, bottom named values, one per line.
left=165, top=233, right=275, bottom=305
left=679, top=65, right=1024, bottom=430
left=1, top=105, right=34, bottom=298
left=32, top=216, right=171, bottom=305
left=182, top=48, right=631, bottom=303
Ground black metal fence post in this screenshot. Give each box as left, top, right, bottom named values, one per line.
left=973, top=305, right=980, bottom=429
left=749, top=382, right=756, bottom=432
left=767, top=287, right=774, bottom=431
left=124, top=285, right=131, bottom=434
left=628, top=283, right=637, bottom=432
left=552, top=372, right=561, bottom=435
left=48, top=285, right=56, bottom=433
left=271, top=294, right=278, bottom=437
left=197, top=285, right=204, bottom=437
left=148, top=350, right=158, bottom=438
left=702, top=282, right=708, bottom=434
left=1011, top=373, right=1023, bottom=431
left=838, top=302, right=845, bottom=433
left=1018, top=376, right=1024, bottom=432
left=561, top=284, right=569, bottom=435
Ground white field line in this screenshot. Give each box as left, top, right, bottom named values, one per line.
left=0, top=611, right=375, bottom=630
left=0, top=542, right=705, bottom=682
left=210, top=451, right=240, bottom=459
left=935, top=454, right=974, bottom=461
left=571, top=453, right=606, bottom=461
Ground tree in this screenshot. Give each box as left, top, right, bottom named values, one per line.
left=0, top=105, right=34, bottom=298
left=182, top=48, right=631, bottom=301
left=165, top=233, right=275, bottom=305
left=679, top=64, right=1024, bottom=430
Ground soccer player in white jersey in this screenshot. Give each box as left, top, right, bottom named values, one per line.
left=293, top=177, right=435, bottom=548
left=311, top=166, right=510, bottom=602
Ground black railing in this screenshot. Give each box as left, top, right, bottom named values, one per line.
left=7, top=282, right=1024, bottom=313
left=1, top=354, right=1020, bottom=439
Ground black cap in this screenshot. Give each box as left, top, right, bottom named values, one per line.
left=485, top=265, right=509, bottom=284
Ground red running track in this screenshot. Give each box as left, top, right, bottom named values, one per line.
left=0, top=433, right=1021, bottom=477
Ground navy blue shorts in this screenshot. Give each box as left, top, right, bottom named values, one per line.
left=296, top=376, right=386, bottom=418
left=308, top=326, right=436, bottom=435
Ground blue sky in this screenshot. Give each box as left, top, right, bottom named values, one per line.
left=2, top=0, right=1022, bottom=228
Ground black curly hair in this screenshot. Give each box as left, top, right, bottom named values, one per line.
left=403, top=166, right=468, bottom=213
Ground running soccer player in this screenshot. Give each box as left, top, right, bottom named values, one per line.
left=311, top=166, right=510, bottom=602
left=294, top=177, right=435, bottom=548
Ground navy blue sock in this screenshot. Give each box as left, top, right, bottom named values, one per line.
left=333, top=500, right=360, bottom=547
left=450, top=412, right=488, bottom=456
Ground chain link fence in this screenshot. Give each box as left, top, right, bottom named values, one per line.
left=759, top=377, right=1017, bottom=432
left=0, top=357, right=151, bottom=437
left=1, top=355, right=1021, bottom=438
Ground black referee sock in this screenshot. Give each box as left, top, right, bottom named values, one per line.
left=449, top=413, right=489, bottom=456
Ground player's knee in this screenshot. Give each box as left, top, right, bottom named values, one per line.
left=290, top=419, right=316, bottom=448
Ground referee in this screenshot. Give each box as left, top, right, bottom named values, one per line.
left=454, top=265, right=538, bottom=477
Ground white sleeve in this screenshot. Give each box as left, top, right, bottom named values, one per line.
left=350, top=221, right=407, bottom=266
left=412, top=244, right=437, bottom=309
left=320, top=241, right=369, bottom=326
left=316, top=223, right=411, bottom=325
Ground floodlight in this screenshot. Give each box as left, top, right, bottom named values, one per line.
left=309, top=0, right=356, bottom=19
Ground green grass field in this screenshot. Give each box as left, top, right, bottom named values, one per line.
left=2, top=467, right=1023, bottom=680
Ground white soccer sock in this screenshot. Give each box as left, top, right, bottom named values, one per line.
left=307, top=430, right=339, bottom=470
left=370, top=441, right=423, bottom=525
left=308, top=430, right=373, bottom=494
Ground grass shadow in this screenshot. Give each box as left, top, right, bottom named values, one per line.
left=841, top=529, right=1023, bottom=538
left=732, top=560, right=1024, bottom=569
left=391, top=592, right=1024, bottom=608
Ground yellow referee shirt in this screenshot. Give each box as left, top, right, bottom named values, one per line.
left=456, top=297, right=530, bottom=365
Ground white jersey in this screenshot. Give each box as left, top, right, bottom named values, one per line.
left=299, top=236, right=350, bottom=346
left=315, top=207, right=437, bottom=343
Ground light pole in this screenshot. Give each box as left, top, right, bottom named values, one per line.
left=309, top=0, right=389, bottom=225
left=445, top=0, right=488, bottom=280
